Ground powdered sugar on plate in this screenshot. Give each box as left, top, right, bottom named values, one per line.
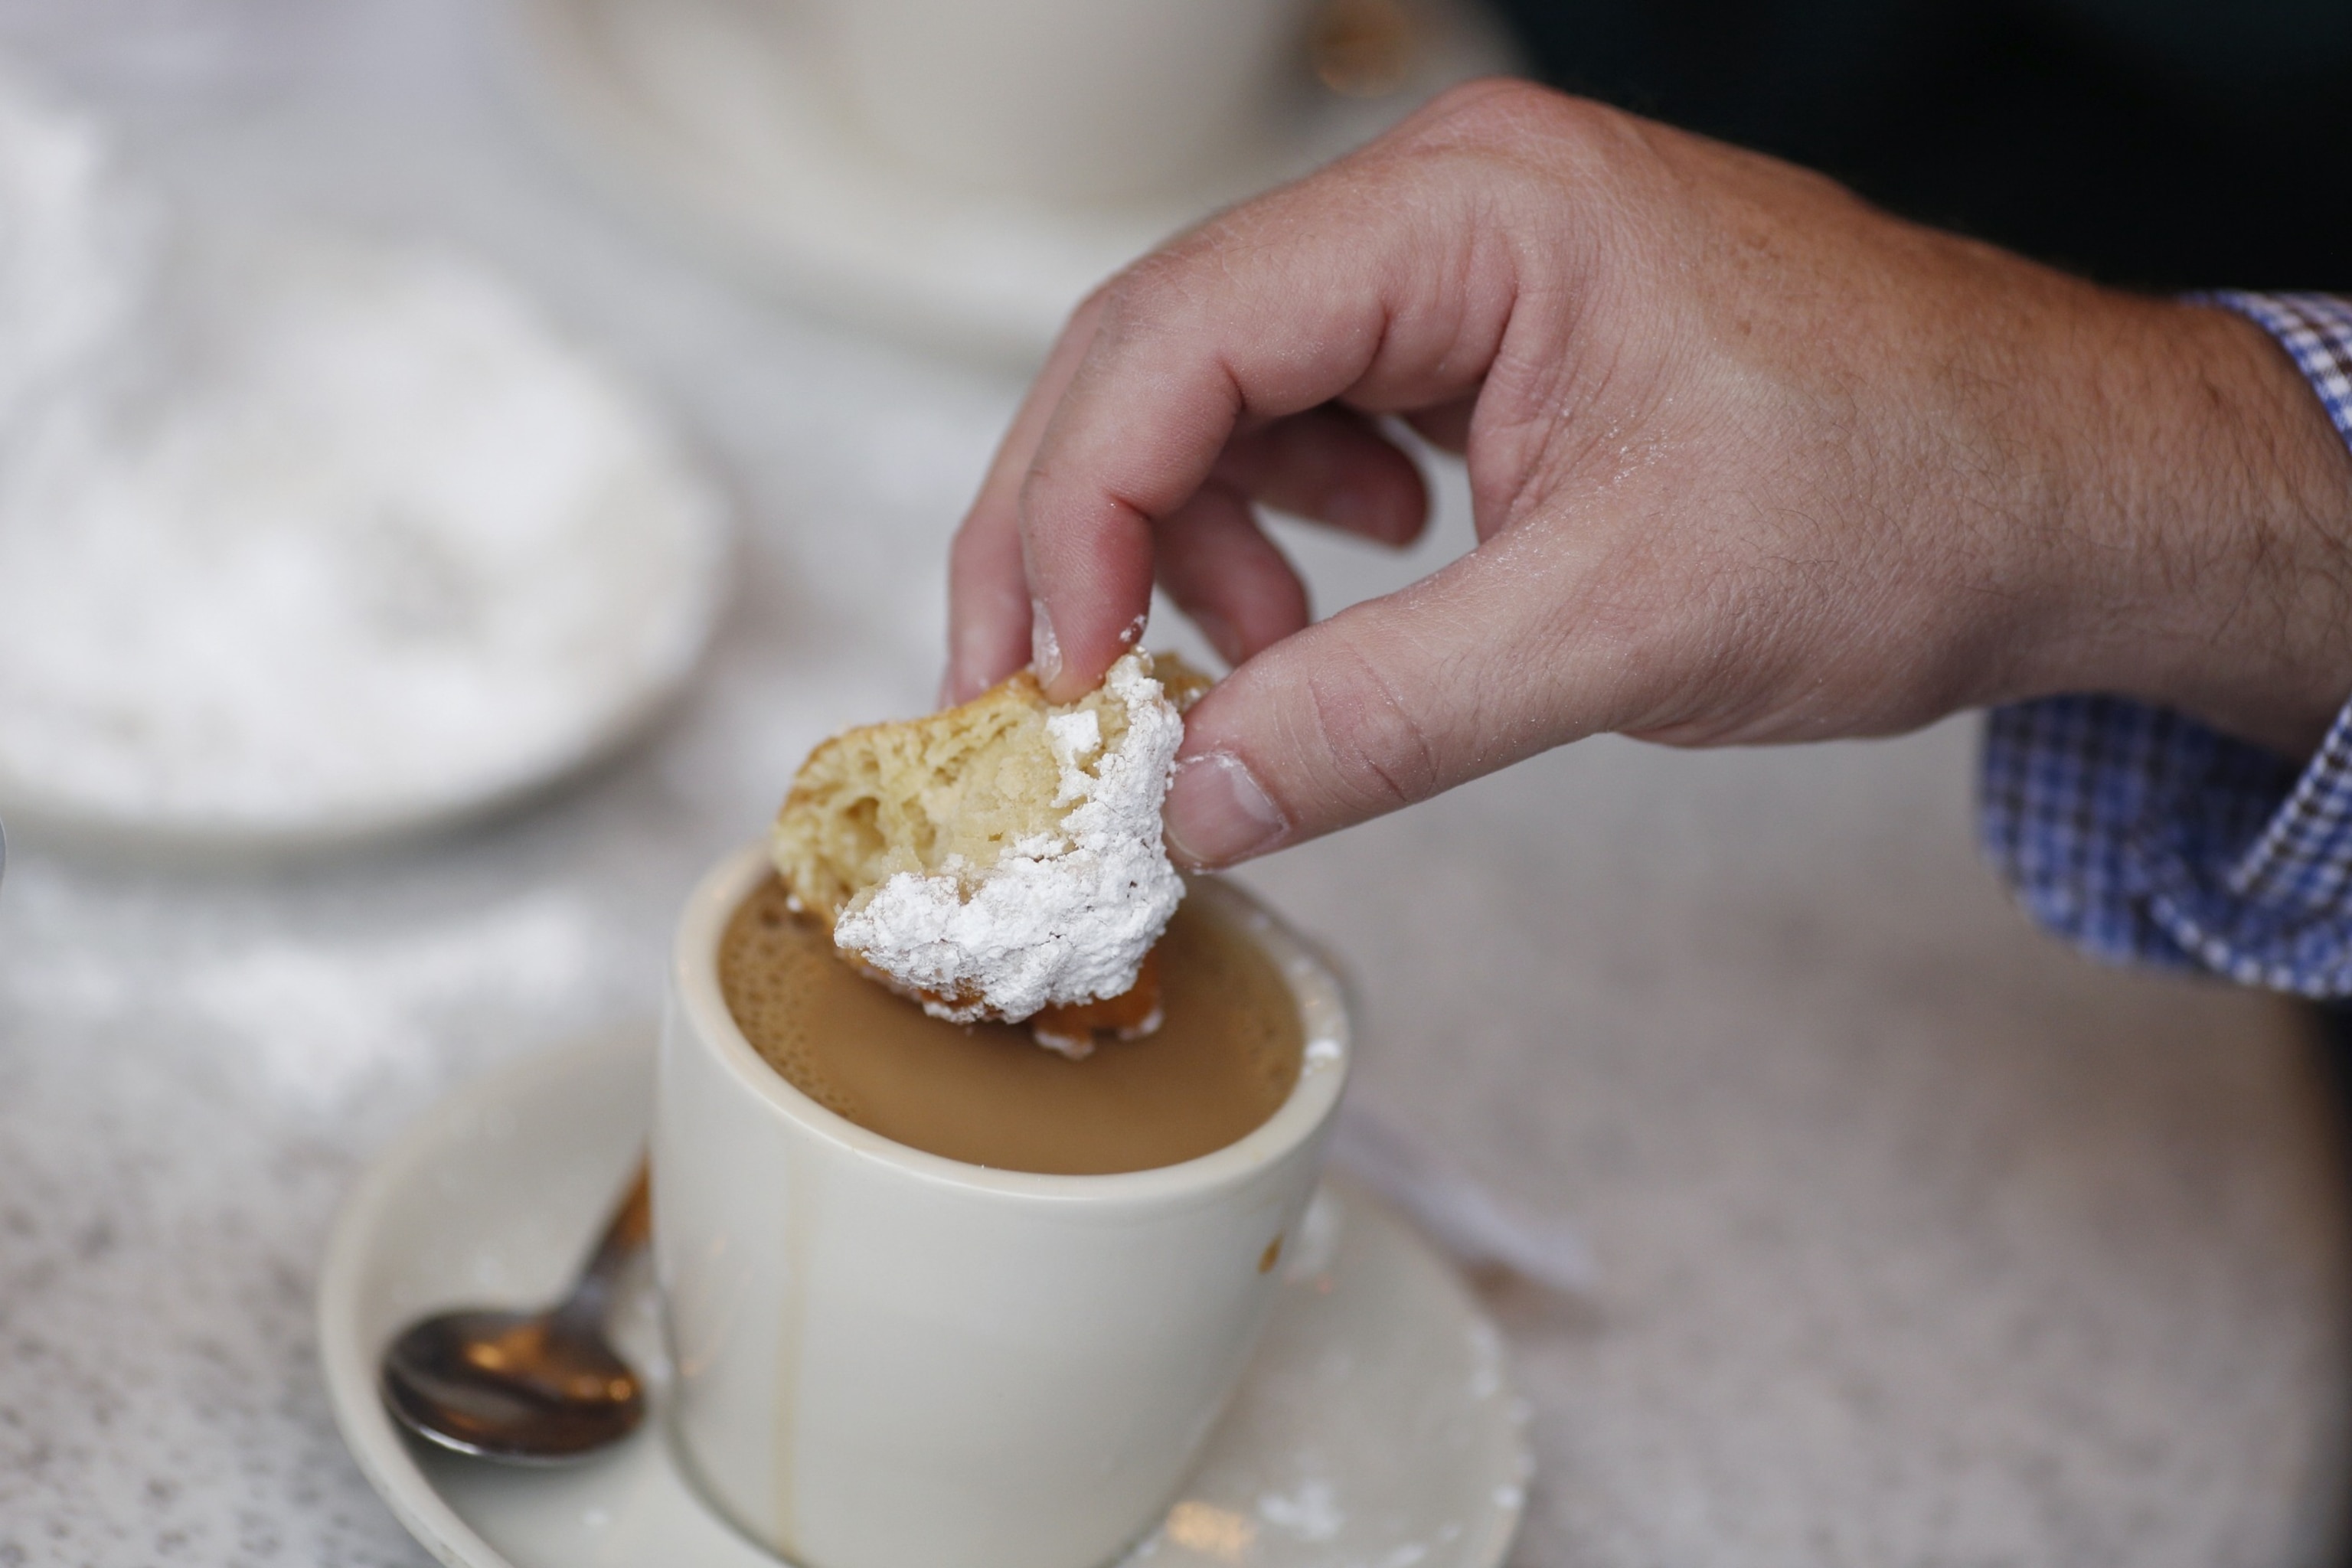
left=834, top=652, right=1186, bottom=1025
left=0, top=75, right=154, bottom=428
left=0, top=79, right=727, bottom=850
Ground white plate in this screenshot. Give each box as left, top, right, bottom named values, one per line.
left=509, top=0, right=1520, bottom=364
left=319, top=1034, right=1531, bottom=1568
left=0, top=222, right=730, bottom=863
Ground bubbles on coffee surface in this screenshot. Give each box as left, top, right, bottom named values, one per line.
left=718, top=881, right=864, bottom=1124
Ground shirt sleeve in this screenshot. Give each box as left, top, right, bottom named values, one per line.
left=1978, top=291, right=2352, bottom=995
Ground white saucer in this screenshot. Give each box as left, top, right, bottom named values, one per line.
left=508, top=0, right=1521, bottom=363
left=319, top=1034, right=1530, bottom=1568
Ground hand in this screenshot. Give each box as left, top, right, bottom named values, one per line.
left=946, top=79, right=2352, bottom=867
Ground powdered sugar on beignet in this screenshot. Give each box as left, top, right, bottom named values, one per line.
left=770, top=651, right=1206, bottom=1037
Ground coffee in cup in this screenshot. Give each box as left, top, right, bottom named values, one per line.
left=718, top=875, right=1304, bottom=1174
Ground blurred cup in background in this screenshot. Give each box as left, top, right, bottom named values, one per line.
left=805, top=0, right=1319, bottom=202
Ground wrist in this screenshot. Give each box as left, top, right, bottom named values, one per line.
left=2014, top=296, right=2352, bottom=757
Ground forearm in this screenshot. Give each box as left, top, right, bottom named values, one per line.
left=1980, top=293, right=2352, bottom=995
left=2011, top=296, right=2352, bottom=758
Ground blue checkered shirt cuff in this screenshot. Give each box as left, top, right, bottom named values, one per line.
left=1980, top=290, right=2352, bottom=994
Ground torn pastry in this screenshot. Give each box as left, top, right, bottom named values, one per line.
left=771, top=650, right=1210, bottom=1053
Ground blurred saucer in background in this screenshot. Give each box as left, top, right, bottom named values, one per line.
left=507, top=0, right=1518, bottom=364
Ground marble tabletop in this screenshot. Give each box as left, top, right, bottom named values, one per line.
left=1, top=5, right=2347, bottom=1565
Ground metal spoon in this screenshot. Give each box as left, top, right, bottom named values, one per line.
left=381, top=1158, right=650, bottom=1462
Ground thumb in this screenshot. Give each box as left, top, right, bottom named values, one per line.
left=1162, top=534, right=1616, bottom=867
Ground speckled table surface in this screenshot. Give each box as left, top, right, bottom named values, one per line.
left=2, top=6, right=2348, bottom=1566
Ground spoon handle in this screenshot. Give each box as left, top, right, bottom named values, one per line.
left=554, top=1157, right=651, bottom=1329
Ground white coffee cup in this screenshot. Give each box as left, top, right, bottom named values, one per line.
left=808, top=0, right=1321, bottom=202
left=654, top=843, right=1349, bottom=1568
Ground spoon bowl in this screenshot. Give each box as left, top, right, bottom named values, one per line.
left=380, top=1160, right=650, bottom=1463
left=381, top=1305, right=644, bottom=1462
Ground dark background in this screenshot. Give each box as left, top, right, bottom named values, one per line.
left=1491, top=0, right=2352, bottom=291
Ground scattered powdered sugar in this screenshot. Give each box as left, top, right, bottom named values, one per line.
left=833, top=651, right=1185, bottom=1024
left=1256, top=1478, right=1344, bottom=1544
left=0, top=78, right=727, bottom=846
left=0, top=72, right=155, bottom=429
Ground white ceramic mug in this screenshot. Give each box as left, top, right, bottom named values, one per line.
left=805, top=0, right=1320, bottom=202
left=654, top=843, right=1349, bottom=1568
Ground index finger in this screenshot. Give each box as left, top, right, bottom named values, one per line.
left=945, top=289, right=1113, bottom=703
left=1014, top=83, right=1531, bottom=700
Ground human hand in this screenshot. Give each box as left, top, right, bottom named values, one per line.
left=946, top=80, right=2352, bottom=867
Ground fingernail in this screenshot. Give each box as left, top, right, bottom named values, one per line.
left=1031, top=599, right=1062, bottom=686
left=1165, top=751, right=1288, bottom=867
